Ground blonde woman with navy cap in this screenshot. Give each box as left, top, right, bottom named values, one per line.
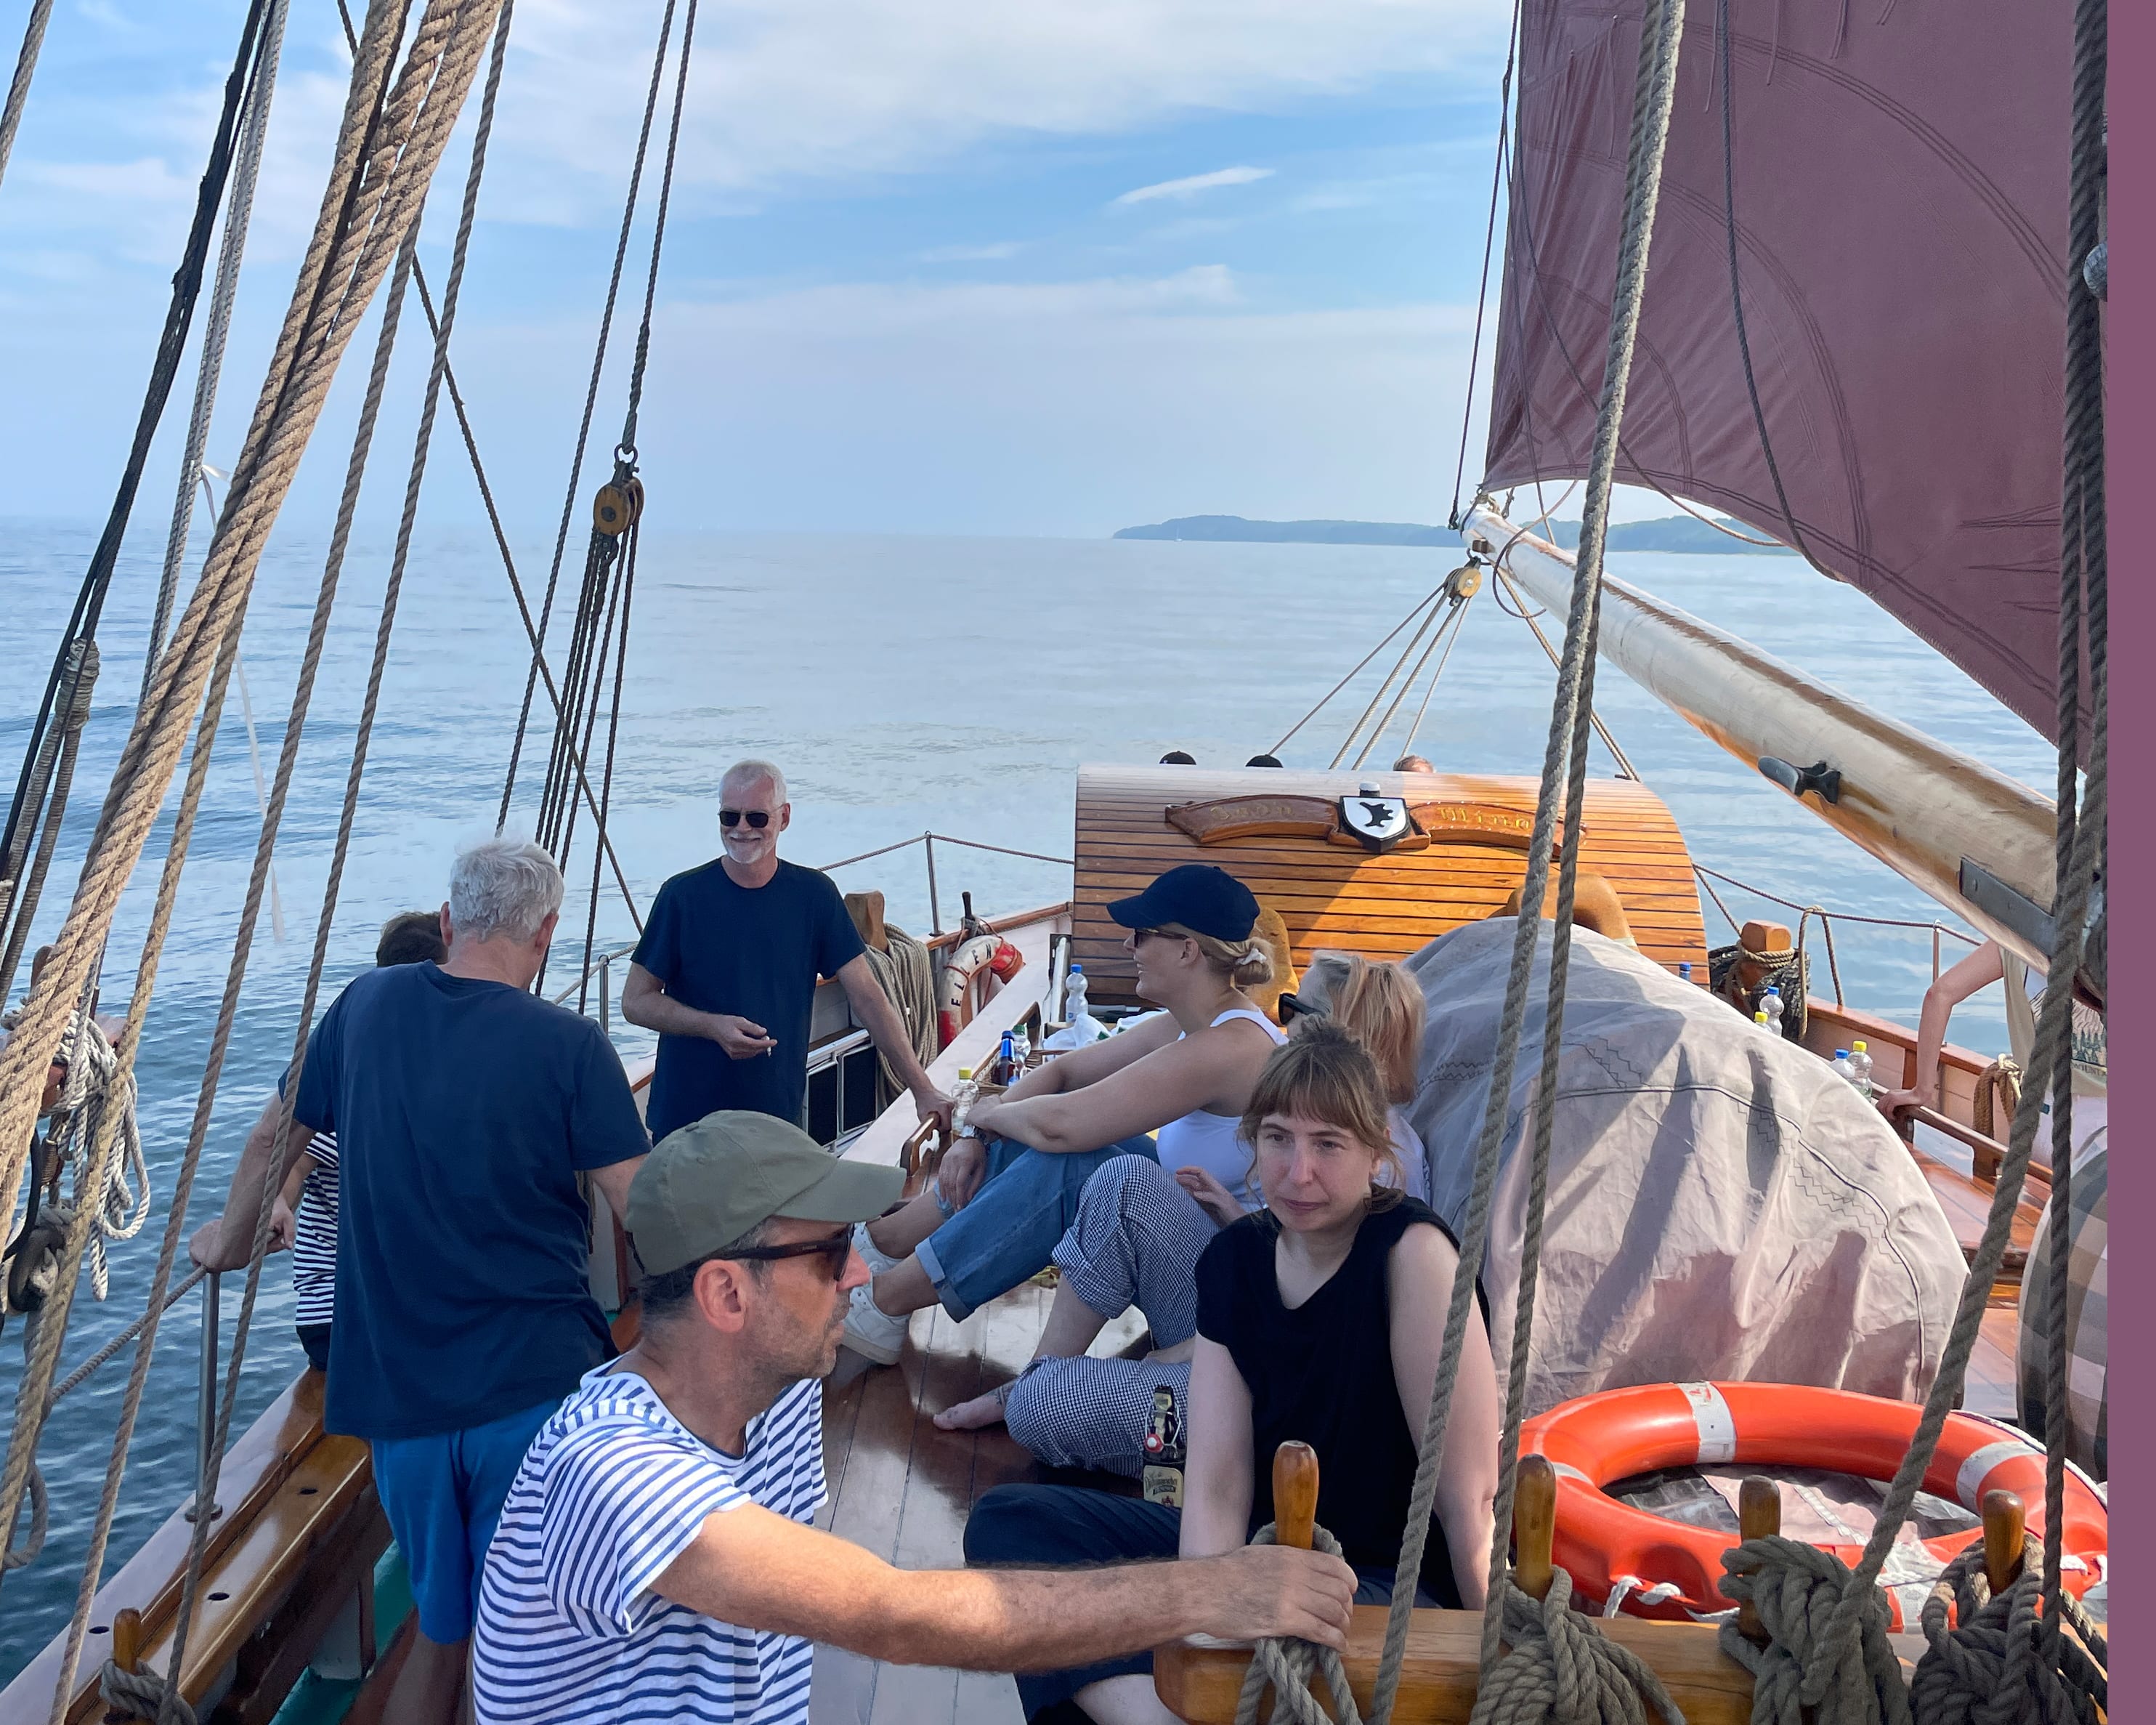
left=843, top=863, right=1288, bottom=1364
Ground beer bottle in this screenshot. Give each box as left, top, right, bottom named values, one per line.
left=1140, top=1385, right=1186, bottom=1508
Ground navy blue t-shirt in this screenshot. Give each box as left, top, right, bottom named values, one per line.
left=631, top=857, right=866, bottom=1140
left=290, top=963, right=649, bottom=1442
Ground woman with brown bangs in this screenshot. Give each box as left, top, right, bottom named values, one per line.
left=965, top=1019, right=1500, bottom=1725
left=935, top=953, right=1429, bottom=1466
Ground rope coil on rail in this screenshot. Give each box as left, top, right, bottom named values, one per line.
left=97, top=1661, right=196, bottom=1725
left=1908, top=1536, right=2104, bottom=1725
left=1232, top=1522, right=1363, bottom=1725
left=1717, top=1538, right=1906, bottom=1725
left=1473, top=1570, right=1682, bottom=1725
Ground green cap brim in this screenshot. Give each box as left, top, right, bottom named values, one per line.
left=773, top=1156, right=905, bottom=1224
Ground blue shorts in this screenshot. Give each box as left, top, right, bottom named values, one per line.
left=371, top=1398, right=560, bottom=1644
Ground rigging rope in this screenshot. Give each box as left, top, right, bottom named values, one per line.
left=1269, top=583, right=1448, bottom=759
left=1386, top=591, right=1475, bottom=766
left=0, top=0, right=503, bottom=1684
left=0, top=0, right=273, bottom=1009
left=1448, top=0, right=1522, bottom=532
left=1907, top=1535, right=2104, bottom=1725
left=143, top=0, right=295, bottom=694
left=499, top=0, right=686, bottom=828
left=1232, top=1522, right=1363, bottom=1725
left=1332, top=596, right=1447, bottom=769
left=0, top=642, right=97, bottom=1006
left=153, top=9, right=519, bottom=1710
left=0, top=0, right=54, bottom=195
left=1370, top=0, right=1689, bottom=1712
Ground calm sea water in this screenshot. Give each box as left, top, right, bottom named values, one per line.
left=0, top=518, right=2054, bottom=1678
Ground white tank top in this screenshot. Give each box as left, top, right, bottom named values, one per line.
left=1155, top=1008, right=1288, bottom=1211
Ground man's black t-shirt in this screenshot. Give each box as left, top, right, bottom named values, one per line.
left=631, top=857, right=866, bottom=1139
left=1194, top=1197, right=1485, bottom=1605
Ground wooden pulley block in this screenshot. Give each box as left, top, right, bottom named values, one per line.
left=1446, top=562, right=1484, bottom=599
left=593, top=474, right=644, bottom=536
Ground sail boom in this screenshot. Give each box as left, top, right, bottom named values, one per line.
left=1464, top=503, right=2054, bottom=967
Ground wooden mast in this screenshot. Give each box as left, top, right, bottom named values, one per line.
left=1462, top=501, right=2056, bottom=967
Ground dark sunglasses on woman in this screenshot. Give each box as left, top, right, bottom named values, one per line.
left=719, top=808, right=772, bottom=829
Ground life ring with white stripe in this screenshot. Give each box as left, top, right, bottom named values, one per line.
left=936, top=935, right=1005, bottom=1048
left=1522, top=1381, right=2107, bottom=1630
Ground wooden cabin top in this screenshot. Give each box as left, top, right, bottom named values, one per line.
left=1072, top=764, right=1709, bottom=1000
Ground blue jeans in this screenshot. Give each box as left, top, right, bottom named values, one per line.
left=965, top=1484, right=1436, bottom=1719
left=371, top=1397, right=560, bottom=1643
left=913, top=1134, right=1157, bottom=1320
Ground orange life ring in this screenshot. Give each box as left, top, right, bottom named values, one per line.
left=1523, top=1381, right=2106, bottom=1630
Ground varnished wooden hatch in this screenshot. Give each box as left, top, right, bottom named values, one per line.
left=1073, top=764, right=1709, bottom=1001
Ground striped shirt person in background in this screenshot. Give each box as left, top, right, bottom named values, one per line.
left=473, top=1112, right=1358, bottom=1725
left=191, top=909, right=445, bottom=1373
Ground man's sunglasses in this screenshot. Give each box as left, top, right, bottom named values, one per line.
left=719, top=809, right=773, bottom=829
left=723, top=1228, right=853, bottom=1280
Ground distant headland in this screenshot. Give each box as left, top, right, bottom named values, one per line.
left=1111, top=513, right=1791, bottom=554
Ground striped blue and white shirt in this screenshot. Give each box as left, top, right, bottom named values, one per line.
left=291, top=1131, right=338, bottom=1328
left=473, top=1365, right=825, bottom=1724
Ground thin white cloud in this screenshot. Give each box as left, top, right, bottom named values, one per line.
left=1114, top=164, right=1273, bottom=205
left=917, top=241, right=1024, bottom=262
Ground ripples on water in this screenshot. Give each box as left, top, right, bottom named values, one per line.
left=0, top=520, right=2053, bottom=1676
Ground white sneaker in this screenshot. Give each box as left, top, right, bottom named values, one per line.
left=851, top=1221, right=901, bottom=1277
left=843, top=1280, right=910, bottom=1366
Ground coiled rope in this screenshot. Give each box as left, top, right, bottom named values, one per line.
left=1717, top=1539, right=1906, bottom=1725
left=1372, top=0, right=1688, bottom=1717
left=1907, top=1537, right=2103, bottom=1725
left=1473, top=1570, right=1681, bottom=1725
left=1233, top=1522, right=1363, bottom=1725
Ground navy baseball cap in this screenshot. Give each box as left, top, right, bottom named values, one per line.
left=1107, top=864, right=1260, bottom=942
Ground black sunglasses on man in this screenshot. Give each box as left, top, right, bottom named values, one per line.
left=718, top=808, right=772, bottom=829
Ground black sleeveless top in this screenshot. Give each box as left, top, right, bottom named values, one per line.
left=1193, top=1197, right=1485, bottom=1605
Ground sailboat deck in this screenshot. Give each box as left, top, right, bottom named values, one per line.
left=805, top=1273, right=2018, bottom=1725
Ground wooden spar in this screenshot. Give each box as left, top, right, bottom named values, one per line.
left=1462, top=501, right=2056, bottom=969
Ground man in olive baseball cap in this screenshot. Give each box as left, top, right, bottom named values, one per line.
left=471, top=1112, right=1356, bottom=1724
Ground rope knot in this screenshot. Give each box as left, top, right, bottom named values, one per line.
left=1908, top=1534, right=2104, bottom=1725
left=1716, top=1536, right=1908, bottom=1725
left=97, top=1659, right=197, bottom=1725
left=1232, top=1521, right=1363, bottom=1725
left=1470, top=1569, right=1684, bottom=1725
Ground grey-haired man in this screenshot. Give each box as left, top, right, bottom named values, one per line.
left=471, top=1112, right=1355, bottom=1725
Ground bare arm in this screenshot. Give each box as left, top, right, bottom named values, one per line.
left=653, top=1500, right=1353, bottom=1670
left=589, top=1155, right=647, bottom=1224
left=1387, top=1224, right=1499, bottom=1608
left=836, top=956, right=950, bottom=1125
left=1178, top=1337, right=1257, bottom=1559
left=190, top=1092, right=317, bottom=1272
left=619, top=962, right=776, bottom=1059
left=970, top=1020, right=1266, bottom=1155
left=1880, top=942, right=2003, bottom=1115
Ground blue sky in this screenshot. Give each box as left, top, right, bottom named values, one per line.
left=0, top=0, right=1578, bottom=536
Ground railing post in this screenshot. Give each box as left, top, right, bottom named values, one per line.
left=190, top=1271, right=221, bottom=1522
left=923, top=833, right=942, bottom=935
left=1932, top=925, right=1942, bottom=982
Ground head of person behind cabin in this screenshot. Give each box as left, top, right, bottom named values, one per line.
left=283, top=835, right=651, bottom=1725
left=965, top=1016, right=1499, bottom=1724
left=471, top=1112, right=1357, bottom=1725
left=623, top=759, right=949, bottom=1139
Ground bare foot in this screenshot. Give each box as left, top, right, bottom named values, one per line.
left=934, top=1382, right=1013, bottom=1431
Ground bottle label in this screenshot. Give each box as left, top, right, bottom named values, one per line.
left=1141, top=1386, right=1185, bottom=1507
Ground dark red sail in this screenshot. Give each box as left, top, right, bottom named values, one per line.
left=1483, top=0, right=2078, bottom=743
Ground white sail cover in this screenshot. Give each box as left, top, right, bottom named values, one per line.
left=1405, top=921, right=1963, bottom=1412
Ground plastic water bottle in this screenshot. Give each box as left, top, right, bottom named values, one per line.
left=1831, top=1048, right=1860, bottom=1087
left=1759, top=988, right=1786, bottom=1038
left=951, top=1067, right=981, bottom=1138
left=1046, top=966, right=1110, bottom=1049
left=1848, top=1040, right=1874, bottom=1098
left=1678, top=961, right=1693, bottom=984
left=1754, top=1010, right=1773, bottom=1034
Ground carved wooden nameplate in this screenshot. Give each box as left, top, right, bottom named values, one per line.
left=1166, top=795, right=1566, bottom=854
